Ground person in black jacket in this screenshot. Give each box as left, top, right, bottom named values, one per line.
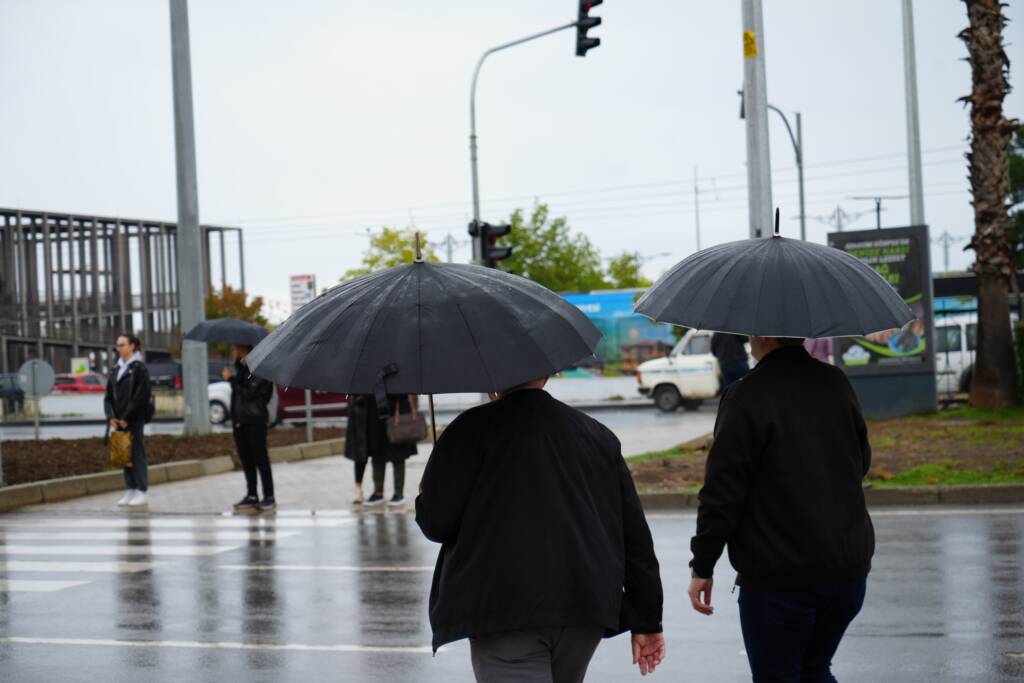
left=224, top=345, right=276, bottom=512
left=416, top=379, right=665, bottom=682
left=687, top=337, right=873, bottom=682
left=710, top=332, right=750, bottom=390
left=345, top=393, right=418, bottom=507
left=104, top=333, right=152, bottom=508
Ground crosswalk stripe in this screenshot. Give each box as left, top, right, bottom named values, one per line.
left=0, top=560, right=160, bottom=573
left=0, top=530, right=299, bottom=542
left=0, top=544, right=239, bottom=557
left=0, top=636, right=434, bottom=654
left=0, top=580, right=90, bottom=593
left=220, top=564, right=434, bottom=573
left=0, top=517, right=352, bottom=529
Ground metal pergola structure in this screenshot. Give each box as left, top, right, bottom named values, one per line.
left=0, top=208, right=244, bottom=374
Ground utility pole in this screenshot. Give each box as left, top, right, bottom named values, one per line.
left=901, top=0, right=925, bottom=225
left=932, top=231, right=967, bottom=272
left=169, top=0, right=210, bottom=434
left=741, top=0, right=773, bottom=238
left=693, top=166, right=701, bottom=251
left=850, top=195, right=908, bottom=229
left=445, top=233, right=454, bottom=263
left=739, top=92, right=804, bottom=240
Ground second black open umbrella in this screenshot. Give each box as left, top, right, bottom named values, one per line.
left=184, top=318, right=269, bottom=346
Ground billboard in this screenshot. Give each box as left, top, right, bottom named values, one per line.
left=289, top=274, right=317, bottom=314
left=827, top=226, right=934, bottom=377
left=561, top=289, right=676, bottom=370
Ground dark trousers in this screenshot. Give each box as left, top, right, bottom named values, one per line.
left=738, top=577, right=867, bottom=683
left=356, top=457, right=406, bottom=497
left=720, top=359, right=750, bottom=390
left=121, top=421, right=148, bottom=492
left=470, top=626, right=603, bottom=683
left=234, top=422, right=274, bottom=499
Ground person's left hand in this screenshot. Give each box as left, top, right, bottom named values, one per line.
left=688, top=577, right=714, bottom=615
left=631, top=633, right=665, bottom=675
left=116, top=419, right=128, bottom=429
left=222, top=366, right=233, bottom=381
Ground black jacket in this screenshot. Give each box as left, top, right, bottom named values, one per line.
left=415, top=389, right=663, bottom=651
left=104, top=360, right=152, bottom=427
left=344, top=394, right=418, bottom=463
left=229, top=361, right=274, bottom=426
left=691, top=345, right=874, bottom=590
left=710, top=333, right=749, bottom=365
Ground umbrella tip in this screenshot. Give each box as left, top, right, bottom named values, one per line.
left=773, top=208, right=781, bottom=238
left=414, top=232, right=424, bottom=263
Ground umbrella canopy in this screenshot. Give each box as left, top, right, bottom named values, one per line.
left=635, top=234, right=915, bottom=338
left=245, top=261, right=601, bottom=394
left=184, top=318, right=269, bottom=346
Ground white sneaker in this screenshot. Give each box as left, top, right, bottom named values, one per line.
left=127, top=491, right=148, bottom=507
left=117, top=490, right=135, bottom=506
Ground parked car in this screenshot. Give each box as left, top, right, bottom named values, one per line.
left=206, top=382, right=346, bottom=426
left=53, top=373, right=107, bottom=393
left=0, top=373, right=25, bottom=413
left=636, top=329, right=754, bottom=412
left=147, top=358, right=237, bottom=390
left=935, top=314, right=977, bottom=395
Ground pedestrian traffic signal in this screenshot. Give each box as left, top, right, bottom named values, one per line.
left=576, top=0, right=603, bottom=57
left=468, top=220, right=513, bottom=268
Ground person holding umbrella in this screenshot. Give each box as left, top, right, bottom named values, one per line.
left=635, top=213, right=914, bottom=681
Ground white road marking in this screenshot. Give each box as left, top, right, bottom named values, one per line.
left=0, top=530, right=298, bottom=542
left=220, top=564, right=433, bottom=573
left=0, top=580, right=90, bottom=593
left=0, top=636, right=434, bottom=654
left=0, top=517, right=352, bottom=529
left=0, top=560, right=160, bottom=573
left=0, top=544, right=239, bottom=557
left=646, top=507, right=1024, bottom=520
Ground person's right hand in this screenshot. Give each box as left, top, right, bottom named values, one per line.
left=631, top=633, right=665, bottom=675
left=222, top=366, right=233, bottom=381
left=688, top=577, right=714, bottom=615
left=109, top=418, right=118, bottom=430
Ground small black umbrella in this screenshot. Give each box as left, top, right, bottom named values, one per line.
left=635, top=217, right=915, bottom=337
left=184, top=318, right=269, bottom=346
left=246, top=259, right=600, bottom=395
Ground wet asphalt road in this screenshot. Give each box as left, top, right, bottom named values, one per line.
left=0, top=506, right=1021, bottom=682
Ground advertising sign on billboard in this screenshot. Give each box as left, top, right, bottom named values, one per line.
left=827, top=226, right=934, bottom=377
left=289, top=274, right=317, bottom=314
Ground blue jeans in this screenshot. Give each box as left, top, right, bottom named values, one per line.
left=720, top=359, right=750, bottom=390
left=738, top=577, right=867, bottom=682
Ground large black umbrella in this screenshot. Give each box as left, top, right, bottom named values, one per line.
left=246, top=261, right=600, bottom=395
left=635, top=225, right=914, bottom=337
left=184, top=318, right=269, bottom=346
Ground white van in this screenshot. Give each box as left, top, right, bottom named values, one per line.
left=934, top=314, right=977, bottom=395
left=635, top=329, right=753, bottom=412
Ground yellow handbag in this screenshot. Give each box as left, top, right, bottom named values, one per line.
left=110, top=430, right=133, bottom=468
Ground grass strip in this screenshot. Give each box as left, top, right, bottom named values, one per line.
left=871, top=460, right=1024, bottom=488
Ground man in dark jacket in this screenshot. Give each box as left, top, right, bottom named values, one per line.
left=710, top=332, right=750, bottom=390
left=224, top=345, right=276, bottom=512
left=416, top=379, right=665, bottom=682
left=687, top=337, right=873, bottom=682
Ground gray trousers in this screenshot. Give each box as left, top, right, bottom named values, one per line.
left=121, top=421, right=148, bottom=492
left=470, top=626, right=603, bottom=683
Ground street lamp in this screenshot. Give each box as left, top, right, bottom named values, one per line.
left=739, top=90, right=805, bottom=241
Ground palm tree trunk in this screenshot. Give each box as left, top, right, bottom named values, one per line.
left=961, top=0, right=1019, bottom=407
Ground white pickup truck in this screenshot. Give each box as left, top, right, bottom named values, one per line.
left=636, top=329, right=752, bottom=412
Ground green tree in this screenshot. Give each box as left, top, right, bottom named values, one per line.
left=341, top=227, right=439, bottom=281
left=502, top=203, right=609, bottom=292
left=606, top=252, right=652, bottom=289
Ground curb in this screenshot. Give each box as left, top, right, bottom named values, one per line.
left=0, top=437, right=346, bottom=513
left=638, top=484, right=1024, bottom=510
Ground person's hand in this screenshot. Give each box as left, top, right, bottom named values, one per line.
left=631, top=633, right=665, bottom=675
left=118, top=419, right=128, bottom=429
left=222, top=366, right=233, bottom=381
left=688, top=577, right=714, bottom=615
left=109, top=418, right=119, bottom=430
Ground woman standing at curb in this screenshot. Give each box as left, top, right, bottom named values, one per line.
left=225, top=344, right=276, bottom=513
left=345, top=394, right=419, bottom=507
left=104, top=333, right=152, bottom=508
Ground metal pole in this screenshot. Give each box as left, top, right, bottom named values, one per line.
left=169, top=0, right=210, bottom=434
left=693, top=166, right=701, bottom=251
left=32, top=363, right=39, bottom=440
left=469, top=21, right=578, bottom=263
left=237, top=228, right=245, bottom=293
left=304, top=389, right=313, bottom=443
left=741, top=0, right=773, bottom=238
left=901, top=0, right=925, bottom=225
left=796, top=112, right=806, bottom=241
left=875, top=198, right=882, bottom=229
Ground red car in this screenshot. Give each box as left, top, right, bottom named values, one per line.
left=53, top=373, right=107, bottom=393
left=273, top=386, right=348, bottom=424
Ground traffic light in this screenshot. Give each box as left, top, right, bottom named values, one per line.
left=468, top=219, right=513, bottom=267
left=575, top=0, right=602, bottom=57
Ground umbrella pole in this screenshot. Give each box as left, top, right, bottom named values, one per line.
left=428, top=394, right=437, bottom=445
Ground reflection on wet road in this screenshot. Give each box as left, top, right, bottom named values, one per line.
left=0, top=507, right=1021, bottom=681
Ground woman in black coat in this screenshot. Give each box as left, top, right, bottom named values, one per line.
left=104, top=333, right=152, bottom=508
left=344, top=393, right=418, bottom=507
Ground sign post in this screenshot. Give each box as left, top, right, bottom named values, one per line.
left=17, top=359, right=56, bottom=441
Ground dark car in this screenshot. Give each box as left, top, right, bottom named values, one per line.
left=146, top=358, right=234, bottom=390
left=0, top=373, right=25, bottom=413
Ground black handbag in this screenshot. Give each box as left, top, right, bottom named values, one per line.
left=385, top=398, right=427, bottom=444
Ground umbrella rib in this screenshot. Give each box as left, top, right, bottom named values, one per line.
left=790, top=245, right=817, bottom=338
left=431, top=268, right=499, bottom=391
left=341, top=268, right=412, bottom=393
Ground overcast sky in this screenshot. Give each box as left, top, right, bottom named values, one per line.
left=2, top=0, right=1021, bottom=321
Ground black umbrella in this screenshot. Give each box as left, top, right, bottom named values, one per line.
left=184, top=318, right=269, bottom=346
left=635, top=218, right=914, bottom=337
left=246, top=260, right=600, bottom=395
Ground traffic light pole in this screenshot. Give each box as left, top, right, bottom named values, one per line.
left=469, top=21, right=578, bottom=264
